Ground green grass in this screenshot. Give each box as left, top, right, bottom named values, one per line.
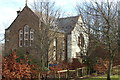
left=111, top=68, right=120, bottom=72
left=81, top=75, right=120, bottom=80
left=81, top=67, right=120, bottom=80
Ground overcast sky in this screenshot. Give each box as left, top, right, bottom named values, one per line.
left=0, top=0, right=119, bottom=43
left=0, top=0, right=82, bottom=26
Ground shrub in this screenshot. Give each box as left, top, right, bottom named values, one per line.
left=2, top=51, right=39, bottom=79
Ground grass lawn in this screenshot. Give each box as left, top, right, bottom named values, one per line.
left=81, top=75, right=120, bottom=80
left=81, top=66, right=120, bottom=80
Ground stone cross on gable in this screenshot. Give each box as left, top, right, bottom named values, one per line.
left=25, top=0, right=28, bottom=6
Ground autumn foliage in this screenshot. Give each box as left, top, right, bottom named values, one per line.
left=2, top=51, right=39, bottom=80
left=94, top=59, right=109, bottom=73
left=49, top=58, right=86, bottom=71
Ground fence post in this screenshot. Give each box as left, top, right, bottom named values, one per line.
left=58, top=72, right=60, bottom=80
left=84, top=67, right=85, bottom=76
left=67, top=69, right=69, bottom=79
left=80, top=68, right=82, bottom=77
left=86, top=67, right=87, bottom=75
left=76, top=68, right=79, bottom=79
left=81, top=68, right=83, bottom=77
left=82, top=67, right=84, bottom=76
left=54, top=71, right=56, bottom=78
left=87, top=67, right=90, bottom=77
left=66, top=70, right=68, bottom=78
left=88, top=68, right=90, bottom=75
left=84, top=67, right=86, bottom=76
left=38, top=73, right=41, bottom=80
left=85, top=67, right=87, bottom=76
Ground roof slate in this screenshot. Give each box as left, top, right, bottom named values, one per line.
left=57, top=16, right=79, bottom=34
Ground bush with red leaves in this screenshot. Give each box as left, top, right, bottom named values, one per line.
left=94, top=59, right=109, bottom=73
left=49, top=58, right=86, bottom=71
left=49, top=61, right=70, bottom=71
left=113, top=52, right=120, bottom=66
left=70, top=58, right=86, bottom=69
left=2, top=51, right=39, bottom=79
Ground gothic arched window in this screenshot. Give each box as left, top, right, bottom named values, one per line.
left=53, top=38, right=57, bottom=60
left=24, top=25, right=29, bottom=46
left=30, top=29, right=34, bottom=46
left=78, top=33, right=84, bottom=47
left=19, top=29, right=23, bottom=47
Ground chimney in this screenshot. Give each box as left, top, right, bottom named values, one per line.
left=17, top=10, right=21, bottom=16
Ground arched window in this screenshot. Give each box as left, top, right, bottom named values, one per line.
left=24, top=25, right=29, bottom=40
left=30, top=29, right=34, bottom=46
left=24, top=25, right=29, bottom=46
left=62, top=39, right=65, bottom=60
left=19, top=29, right=23, bottom=47
left=53, top=38, right=57, bottom=60
left=53, top=38, right=56, bottom=46
left=62, top=40, right=65, bottom=51
left=78, top=33, right=84, bottom=47
left=30, top=29, right=34, bottom=40
left=24, top=25, right=29, bottom=32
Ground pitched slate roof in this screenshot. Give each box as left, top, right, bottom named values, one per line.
left=34, top=10, right=80, bottom=34
left=57, top=16, right=79, bottom=34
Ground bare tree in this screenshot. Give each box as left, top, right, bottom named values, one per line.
left=30, top=0, right=62, bottom=67
left=76, top=0, right=119, bottom=80
left=118, top=10, right=120, bottom=51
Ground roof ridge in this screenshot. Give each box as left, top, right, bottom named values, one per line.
left=59, top=15, right=80, bottom=19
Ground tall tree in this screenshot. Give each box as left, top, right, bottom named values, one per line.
left=31, top=0, right=62, bottom=67
left=118, top=10, right=120, bottom=51
left=76, top=1, right=119, bottom=80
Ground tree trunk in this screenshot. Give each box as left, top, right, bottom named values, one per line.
left=107, top=61, right=111, bottom=80
left=107, top=54, right=113, bottom=80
